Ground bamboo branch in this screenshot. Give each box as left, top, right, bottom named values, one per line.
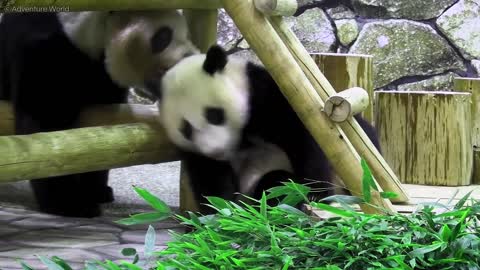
left=324, top=87, right=369, bottom=123
left=0, top=0, right=221, bottom=12
left=268, top=16, right=409, bottom=203
left=253, top=0, right=298, bottom=16
left=221, top=0, right=394, bottom=214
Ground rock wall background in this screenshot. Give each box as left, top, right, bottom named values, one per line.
left=218, top=0, right=480, bottom=91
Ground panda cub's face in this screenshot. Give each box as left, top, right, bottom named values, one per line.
left=159, top=46, right=250, bottom=161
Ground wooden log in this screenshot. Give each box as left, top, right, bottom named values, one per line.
left=324, top=87, right=369, bottom=123
left=268, top=16, right=408, bottom=203
left=221, top=0, right=394, bottom=214
left=474, top=146, right=480, bottom=184
left=454, top=77, right=480, bottom=148
left=253, top=0, right=298, bottom=16
left=0, top=123, right=179, bottom=183
left=0, top=0, right=221, bottom=12
left=0, top=102, right=163, bottom=134
left=375, top=91, right=472, bottom=186
left=184, top=9, right=218, bottom=53
left=311, top=52, right=374, bottom=124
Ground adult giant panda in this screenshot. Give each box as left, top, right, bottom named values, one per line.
left=0, top=11, right=198, bottom=217
left=153, top=45, right=381, bottom=213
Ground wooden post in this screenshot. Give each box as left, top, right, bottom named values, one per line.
left=184, top=9, right=218, bottom=53
left=474, top=147, right=480, bottom=184
left=221, top=0, right=395, bottom=214
left=311, top=53, right=374, bottom=124
left=0, top=0, right=221, bottom=12
left=268, top=16, right=408, bottom=203
left=454, top=77, right=480, bottom=147
left=0, top=123, right=179, bottom=183
left=375, top=91, right=472, bottom=186
left=0, top=101, right=14, bottom=136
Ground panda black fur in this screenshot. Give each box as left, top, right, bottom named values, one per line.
left=0, top=11, right=198, bottom=217
left=156, top=45, right=381, bottom=213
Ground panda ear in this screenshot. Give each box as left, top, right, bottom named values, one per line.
left=203, top=45, right=228, bottom=75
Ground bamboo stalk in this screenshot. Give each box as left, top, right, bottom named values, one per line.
left=269, top=16, right=408, bottom=203
left=311, top=53, right=374, bottom=123
left=221, top=0, right=394, bottom=214
left=324, top=87, right=369, bottom=123
left=253, top=0, right=298, bottom=16
left=184, top=9, right=219, bottom=53
left=0, top=123, right=179, bottom=183
left=0, top=0, right=221, bottom=12
left=375, top=91, right=472, bottom=186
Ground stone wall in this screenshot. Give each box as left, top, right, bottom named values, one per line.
left=217, top=0, right=480, bottom=91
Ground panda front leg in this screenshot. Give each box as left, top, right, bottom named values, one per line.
left=180, top=151, right=237, bottom=214
left=11, top=37, right=112, bottom=218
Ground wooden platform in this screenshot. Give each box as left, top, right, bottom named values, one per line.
left=310, top=184, right=480, bottom=218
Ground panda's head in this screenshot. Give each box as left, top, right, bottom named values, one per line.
left=158, top=46, right=251, bottom=161
left=58, top=11, right=198, bottom=89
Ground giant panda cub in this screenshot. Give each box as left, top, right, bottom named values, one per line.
left=155, top=45, right=381, bottom=212
left=0, top=11, right=198, bottom=217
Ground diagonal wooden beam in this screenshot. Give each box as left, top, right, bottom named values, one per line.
left=220, top=0, right=395, bottom=214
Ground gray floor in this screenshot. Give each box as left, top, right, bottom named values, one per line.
left=0, top=162, right=182, bottom=270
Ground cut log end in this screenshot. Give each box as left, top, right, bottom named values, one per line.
left=324, top=87, right=369, bottom=123
left=253, top=0, right=298, bottom=16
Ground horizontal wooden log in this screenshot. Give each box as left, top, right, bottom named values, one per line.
left=324, top=87, right=369, bottom=123
left=375, top=90, right=472, bottom=186
left=0, top=102, right=162, bottom=135
left=0, top=0, right=221, bottom=12
left=0, top=123, right=179, bottom=183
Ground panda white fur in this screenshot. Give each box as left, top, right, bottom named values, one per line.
left=0, top=11, right=198, bottom=217
left=155, top=45, right=381, bottom=213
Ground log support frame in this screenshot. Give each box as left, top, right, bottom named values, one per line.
left=0, top=0, right=406, bottom=215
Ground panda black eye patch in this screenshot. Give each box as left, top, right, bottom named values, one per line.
left=150, top=27, right=173, bottom=54
left=205, top=107, right=225, bottom=125
left=180, top=119, right=193, bottom=140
